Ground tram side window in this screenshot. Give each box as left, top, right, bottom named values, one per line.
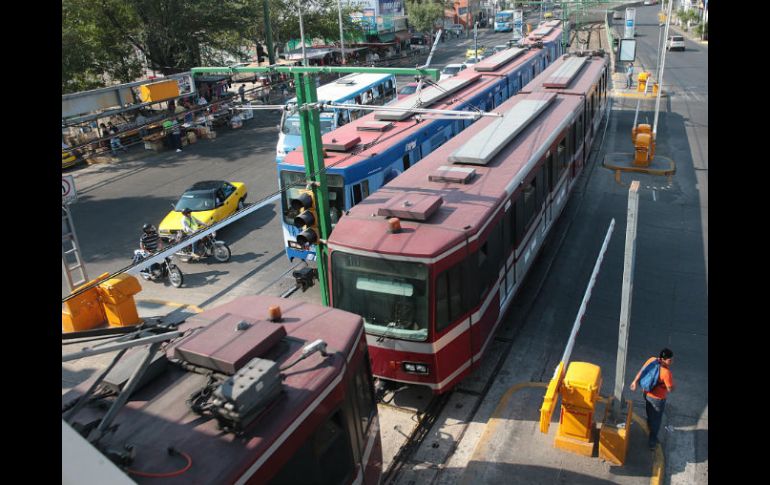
left=569, top=124, right=576, bottom=160
left=557, top=137, right=568, bottom=174
left=475, top=220, right=503, bottom=301
left=436, top=262, right=466, bottom=332
left=268, top=408, right=355, bottom=485
left=514, top=178, right=537, bottom=246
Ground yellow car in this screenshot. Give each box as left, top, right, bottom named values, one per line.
left=466, top=47, right=486, bottom=60
left=159, top=180, right=248, bottom=241
left=544, top=12, right=554, bottom=20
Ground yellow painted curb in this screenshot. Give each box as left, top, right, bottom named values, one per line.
left=461, top=383, right=665, bottom=485
left=136, top=298, right=204, bottom=314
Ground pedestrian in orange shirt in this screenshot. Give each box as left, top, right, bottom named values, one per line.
left=630, top=348, right=674, bottom=450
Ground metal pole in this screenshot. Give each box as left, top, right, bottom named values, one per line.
left=263, top=0, right=276, bottom=65
left=337, top=0, right=346, bottom=64
left=62, top=331, right=184, bottom=362
left=297, top=0, right=308, bottom=67
left=653, top=0, right=674, bottom=136
left=610, top=181, right=640, bottom=422
left=474, top=22, right=478, bottom=61
left=192, top=65, right=441, bottom=82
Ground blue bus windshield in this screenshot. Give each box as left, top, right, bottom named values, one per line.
left=496, top=13, right=512, bottom=22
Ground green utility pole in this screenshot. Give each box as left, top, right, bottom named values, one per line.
left=263, top=0, right=276, bottom=65
left=191, top=65, right=440, bottom=306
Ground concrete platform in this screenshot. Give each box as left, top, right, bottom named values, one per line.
left=456, top=383, right=662, bottom=485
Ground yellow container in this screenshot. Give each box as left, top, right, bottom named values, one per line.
left=98, top=274, right=142, bottom=327
left=62, top=273, right=111, bottom=332
left=102, top=299, right=141, bottom=328
left=139, top=80, right=180, bottom=102
left=561, top=362, right=602, bottom=409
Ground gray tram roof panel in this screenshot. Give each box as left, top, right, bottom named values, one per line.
left=474, top=48, right=526, bottom=72
left=449, top=93, right=556, bottom=165
left=374, top=73, right=482, bottom=122
left=428, top=166, right=476, bottom=184
left=542, top=57, right=588, bottom=88
left=533, top=26, right=554, bottom=38
left=377, top=192, right=443, bottom=221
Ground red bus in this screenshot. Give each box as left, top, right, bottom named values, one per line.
left=327, top=52, right=610, bottom=393
left=62, top=295, right=382, bottom=484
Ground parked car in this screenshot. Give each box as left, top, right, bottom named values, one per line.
left=463, top=57, right=481, bottom=67
left=410, top=35, right=431, bottom=53
left=643, top=0, right=657, bottom=5
left=491, top=45, right=509, bottom=55
left=159, top=180, right=248, bottom=241
left=440, top=63, right=467, bottom=81
left=666, top=35, right=685, bottom=51
left=445, top=24, right=465, bottom=37
left=613, top=10, right=623, bottom=20
left=397, top=82, right=419, bottom=99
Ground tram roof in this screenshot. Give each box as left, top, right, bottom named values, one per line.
left=281, top=37, right=562, bottom=172
left=327, top=92, right=582, bottom=260
left=61, top=295, right=363, bottom=484
left=520, top=53, right=607, bottom=95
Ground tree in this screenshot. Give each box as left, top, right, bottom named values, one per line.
left=62, top=0, right=357, bottom=93
left=405, top=0, right=445, bottom=44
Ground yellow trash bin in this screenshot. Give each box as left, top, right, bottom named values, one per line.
left=98, top=274, right=142, bottom=327
left=559, top=362, right=602, bottom=442
left=62, top=273, right=111, bottom=333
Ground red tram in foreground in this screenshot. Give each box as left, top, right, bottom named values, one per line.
left=62, top=295, right=382, bottom=484
left=327, top=52, right=610, bottom=393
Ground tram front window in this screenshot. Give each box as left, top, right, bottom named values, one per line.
left=332, top=251, right=428, bottom=341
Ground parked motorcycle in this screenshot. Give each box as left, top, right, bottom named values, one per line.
left=133, top=249, right=184, bottom=288
left=174, top=231, right=231, bottom=263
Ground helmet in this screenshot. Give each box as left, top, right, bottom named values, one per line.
left=143, top=223, right=153, bottom=232
left=182, top=208, right=192, bottom=215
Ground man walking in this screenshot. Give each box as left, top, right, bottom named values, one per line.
left=630, top=348, right=675, bottom=450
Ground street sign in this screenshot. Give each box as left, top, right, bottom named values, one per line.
left=62, top=175, right=78, bottom=205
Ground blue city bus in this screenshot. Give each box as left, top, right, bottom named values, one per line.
left=275, top=72, right=398, bottom=162
left=278, top=23, right=565, bottom=261
left=495, top=10, right=515, bottom=32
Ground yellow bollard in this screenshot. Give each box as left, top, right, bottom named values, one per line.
left=554, top=362, right=602, bottom=456
left=637, top=71, right=650, bottom=93
left=599, top=398, right=634, bottom=465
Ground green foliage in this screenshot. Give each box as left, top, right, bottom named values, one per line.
left=62, top=0, right=358, bottom=93
left=405, top=0, right=445, bottom=35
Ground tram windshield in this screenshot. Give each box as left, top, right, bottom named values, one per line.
left=331, top=251, right=429, bottom=341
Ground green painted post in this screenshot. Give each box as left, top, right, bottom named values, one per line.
left=294, top=73, right=331, bottom=306
left=262, top=0, right=275, bottom=65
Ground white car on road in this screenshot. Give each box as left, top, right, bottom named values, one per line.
left=440, top=63, right=467, bottom=81
left=666, top=35, right=685, bottom=51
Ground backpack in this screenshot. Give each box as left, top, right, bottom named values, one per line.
left=638, top=359, right=661, bottom=393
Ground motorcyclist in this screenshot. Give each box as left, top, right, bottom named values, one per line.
left=181, top=208, right=206, bottom=257
left=133, top=223, right=162, bottom=265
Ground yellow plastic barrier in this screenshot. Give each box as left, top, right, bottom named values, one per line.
left=97, top=274, right=142, bottom=327
left=62, top=273, right=111, bottom=333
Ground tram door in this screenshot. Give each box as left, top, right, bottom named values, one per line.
left=403, top=142, right=420, bottom=172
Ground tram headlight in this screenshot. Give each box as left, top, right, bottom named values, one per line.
left=402, top=362, right=430, bottom=375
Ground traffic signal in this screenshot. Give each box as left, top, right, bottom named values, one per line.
left=290, top=188, right=319, bottom=246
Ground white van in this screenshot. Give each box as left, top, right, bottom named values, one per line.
left=666, top=35, right=685, bottom=51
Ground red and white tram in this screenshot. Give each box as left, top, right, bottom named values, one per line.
left=62, top=295, right=382, bottom=484
left=327, top=52, right=610, bottom=393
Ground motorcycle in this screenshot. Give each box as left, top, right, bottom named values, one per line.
left=133, top=249, right=184, bottom=288
left=174, top=231, right=231, bottom=263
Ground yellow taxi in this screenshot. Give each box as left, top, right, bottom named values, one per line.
left=544, top=12, right=554, bottom=20
left=465, top=46, right=486, bottom=60
left=159, top=180, right=248, bottom=241
left=62, top=143, right=81, bottom=169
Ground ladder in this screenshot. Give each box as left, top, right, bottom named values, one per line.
left=62, top=204, right=88, bottom=292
